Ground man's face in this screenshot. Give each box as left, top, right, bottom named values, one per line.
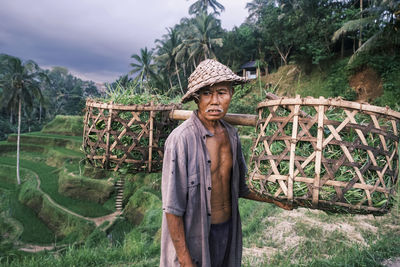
left=197, top=82, right=233, bottom=122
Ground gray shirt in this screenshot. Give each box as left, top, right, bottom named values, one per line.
left=160, top=111, right=250, bottom=267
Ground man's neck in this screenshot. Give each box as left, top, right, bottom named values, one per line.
left=197, top=111, right=223, bottom=135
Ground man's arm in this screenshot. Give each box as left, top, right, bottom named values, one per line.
left=242, top=189, right=294, bottom=210
left=165, top=213, right=196, bottom=267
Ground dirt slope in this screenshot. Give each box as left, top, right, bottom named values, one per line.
left=349, top=68, right=383, bottom=102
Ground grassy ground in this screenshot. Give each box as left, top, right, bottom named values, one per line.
left=0, top=166, right=55, bottom=245
left=240, top=196, right=400, bottom=266
left=1, top=172, right=163, bottom=266
left=0, top=120, right=120, bottom=262
left=6, top=133, right=82, bottom=152
left=0, top=156, right=112, bottom=218
left=20, top=132, right=82, bottom=141
left=40, top=115, right=84, bottom=136
left=5, top=191, right=400, bottom=266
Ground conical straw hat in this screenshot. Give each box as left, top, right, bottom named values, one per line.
left=181, top=59, right=247, bottom=103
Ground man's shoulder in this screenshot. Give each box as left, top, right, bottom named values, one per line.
left=166, top=118, right=197, bottom=142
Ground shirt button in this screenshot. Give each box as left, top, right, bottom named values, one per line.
left=207, top=160, right=211, bottom=164
left=207, top=213, right=211, bottom=216
left=191, top=181, right=194, bottom=185
left=208, top=187, right=211, bottom=191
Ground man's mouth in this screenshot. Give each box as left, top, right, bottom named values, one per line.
left=205, top=108, right=224, bottom=113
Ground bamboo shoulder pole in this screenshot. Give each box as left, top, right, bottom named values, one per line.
left=169, top=110, right=258, bottom=127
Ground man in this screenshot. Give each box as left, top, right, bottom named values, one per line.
left=160, top=59, right=291, bottom=267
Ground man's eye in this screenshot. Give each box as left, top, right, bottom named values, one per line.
left=203, top=91, right=211, bottom=95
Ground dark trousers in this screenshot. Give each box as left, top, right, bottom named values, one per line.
left=208, top=219, right=232, bottom=267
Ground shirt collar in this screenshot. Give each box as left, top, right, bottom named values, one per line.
left=191, top=110, right=213, bottom=138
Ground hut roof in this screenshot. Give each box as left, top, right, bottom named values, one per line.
left=239, top=61, right=257, bottom=70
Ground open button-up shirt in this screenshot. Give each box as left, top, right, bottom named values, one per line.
left=160, top=111, right=250, bottom=267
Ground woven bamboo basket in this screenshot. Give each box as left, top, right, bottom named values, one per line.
left=83, top=99, right=180, bottom=173
left=250, top=95, right=400, bottom=214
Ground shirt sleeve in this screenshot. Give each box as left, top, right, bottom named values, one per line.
left=161, top=133, right=188, bottom=216
left=237, top=134, right=250, bottom=198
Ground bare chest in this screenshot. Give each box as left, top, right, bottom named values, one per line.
left=205, top=128, right=233, bottom=223
left=205, top=130, right=233, bottom=178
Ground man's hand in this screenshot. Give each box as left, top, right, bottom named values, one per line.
left=272, top=199, right=294, bottom=211
left=179, top=254, right=196, bottom=267
left=243, top=189, right=296, bottom=210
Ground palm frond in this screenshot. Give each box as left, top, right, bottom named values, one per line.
left=332, top=17, right=375, bottom=42
left=349, top=30, right=384, bottom=63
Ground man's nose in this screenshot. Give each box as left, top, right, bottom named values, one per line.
left=210, top=92, right=219, bottom=104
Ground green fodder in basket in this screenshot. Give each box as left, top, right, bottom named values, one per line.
left=249, top=106, right=398, bottom=213
left=86, top=84, right=179, bottom=171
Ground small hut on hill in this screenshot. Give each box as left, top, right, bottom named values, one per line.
left=238, top=61, right=265, bottom=79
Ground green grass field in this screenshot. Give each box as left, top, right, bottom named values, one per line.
left=0, top=156, right=112, bottom=218
left=0, top=166, right=55, bottom=244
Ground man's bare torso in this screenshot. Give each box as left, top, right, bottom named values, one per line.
left=206, top=124, right=233, bottom=224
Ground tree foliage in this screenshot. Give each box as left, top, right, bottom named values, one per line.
left=0, top=54, right=46, bottom=118
left=333, top=0, right=400, bottom=63
left=132, top=0, right=398, bottom=99
left=0, top=54, right=100, bottom=141
left=129, top=47, right=157, bottom=93
left=187, top=0, right=225, bottom=15
left=0, top=54, right=48, bottom=184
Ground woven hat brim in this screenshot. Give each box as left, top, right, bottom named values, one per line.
left=181, top=59, right=248, bottom=103
left=181, top=76, right=247, bottom=103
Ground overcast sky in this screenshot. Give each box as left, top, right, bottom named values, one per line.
left=0, top=0, right=249, bottom=83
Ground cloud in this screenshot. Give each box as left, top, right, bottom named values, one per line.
left=0, top=0, right=248, bottom=83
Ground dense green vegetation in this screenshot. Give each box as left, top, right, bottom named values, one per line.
left=0, top=59, right=100, bottom=141
left=126, top=0, right=400, bottom=102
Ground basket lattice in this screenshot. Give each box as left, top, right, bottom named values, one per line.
left=83, top=100, right=180, bottom=172
left=250, top=96, right=400, bottom=214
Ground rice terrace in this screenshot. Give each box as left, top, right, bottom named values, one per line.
left=1, top=0, right=400, bottom=266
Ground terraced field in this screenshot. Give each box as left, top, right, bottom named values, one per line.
left=0, top=131, right=118, bottom=248
left=0, top=166, right=55, bottom=244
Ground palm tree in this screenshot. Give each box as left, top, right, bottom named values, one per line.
left=175, top=39, right=193, bottom=75
left=155, top=27, right=184, bottom=94
left=188, top=0, right=225, bottom=15
left=175, top=18, right=199, bottom=70
left=332, top=0, right=400, bottom=62
left=129, top=47, right=156, bottom=92
left=182, top=13, right=224, bottom=64
left=245, top=0, right=268, bottom=23
left=0, top=54, right=47, bottom=184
